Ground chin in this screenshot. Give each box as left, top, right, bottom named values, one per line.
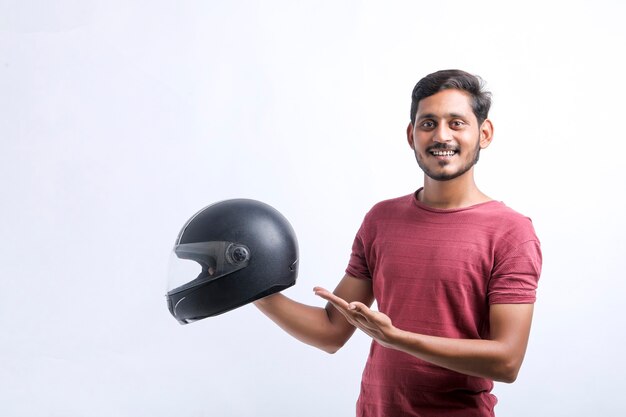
left=426, top=172, right=463, bottom=181
left=423, top=164, right=475, bottom=181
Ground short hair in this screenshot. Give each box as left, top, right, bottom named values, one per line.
left=410, top=69, right=492, bottom=125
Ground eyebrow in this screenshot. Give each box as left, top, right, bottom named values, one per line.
left=417, top=112, right=468, bottom=120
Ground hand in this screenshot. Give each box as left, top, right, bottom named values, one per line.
left=313, top=286, right=397, bottom=349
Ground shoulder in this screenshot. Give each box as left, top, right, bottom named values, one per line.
left=366, top=193, right=415, bottom=219
left=480, top=201, right=539, bottom=243
left=354, top=193, right=415, bottom=239
left=472, top=202, right=541, bottom=265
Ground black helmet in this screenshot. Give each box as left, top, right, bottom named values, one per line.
left=166, top=199, right=299, bottom=324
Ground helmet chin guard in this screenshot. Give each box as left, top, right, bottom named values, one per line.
left=166, top=199, right=299, bottom=324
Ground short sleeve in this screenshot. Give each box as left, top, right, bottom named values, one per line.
left=345, top=220, right=372, bottom=280
left=488, top=239, right=542, bottom=304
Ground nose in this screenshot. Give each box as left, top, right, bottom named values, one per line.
left=433, top=124, right=453, bottom=143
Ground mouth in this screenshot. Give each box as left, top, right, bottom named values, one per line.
left=428, top=148, right=458, bottom=158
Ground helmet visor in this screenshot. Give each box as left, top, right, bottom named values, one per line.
left=166, top=241, right=250, bottom=295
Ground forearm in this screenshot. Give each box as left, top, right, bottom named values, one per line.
left=314, top=291, right=533, bottom=383
left=386, top=304, right=534, bottom=383
left=254, top=293, right=354, bottom=353
left=388, top=329, right=523, bottom=383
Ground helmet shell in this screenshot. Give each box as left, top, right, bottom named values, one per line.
left=166, top=199, right=298, bottom=324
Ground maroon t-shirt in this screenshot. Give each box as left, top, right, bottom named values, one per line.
left=346, top=190, right=542, bottom=417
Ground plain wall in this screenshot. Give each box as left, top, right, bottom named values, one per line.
left=1, top=1, right=625, bottom=416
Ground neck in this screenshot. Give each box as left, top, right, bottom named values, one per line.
left=419, top=170, right=490, bottom=209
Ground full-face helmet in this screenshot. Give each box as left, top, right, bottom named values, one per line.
left=166, top=199, right=298, bottom=324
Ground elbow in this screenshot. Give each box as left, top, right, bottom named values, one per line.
left=318, top=334, right=351, bottom=354
left=315, top=316, right=355, bottom=354
left=320, top=340, right=346, bottom=354
left=497, top=370, right=518, bottom=384
left=494, top=360, right=522, bottom=384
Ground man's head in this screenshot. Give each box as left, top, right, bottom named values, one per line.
left=406, top=70, right=494, bottom=182
left=410, top=69, right=491, bottom=126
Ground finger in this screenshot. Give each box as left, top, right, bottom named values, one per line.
left=312, top=286, right=328, bottom=294
left=313, top=286, right=334, bottom=300
left=352, top=314, right=378, bottom=330
left=314, top=290, right=351, bottom=314
left=348, top=302, right=374, bottom=320
left=313, top=287, right=351, bottom=310
left=348, top=301, right=368, bottom=311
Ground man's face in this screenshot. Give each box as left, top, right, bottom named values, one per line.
left=407, top=89, right=492, bottom=181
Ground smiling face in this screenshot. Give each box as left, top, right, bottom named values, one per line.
left=407, top=89, right=493, bottom=182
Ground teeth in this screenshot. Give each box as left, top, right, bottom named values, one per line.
left=431, top=150, right=455, bottom=156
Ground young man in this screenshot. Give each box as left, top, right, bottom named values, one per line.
left=255, top=69, right=542, bottom=416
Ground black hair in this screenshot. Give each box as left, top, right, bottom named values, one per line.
left=410, top=69, right=492, bottom=125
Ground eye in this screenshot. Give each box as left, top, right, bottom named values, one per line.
left=419, top=120, right=435, bottom=130
left=450, top=120, right=466, bottom=129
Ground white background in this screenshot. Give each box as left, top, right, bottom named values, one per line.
left=1, top=1, right=625, bottom=416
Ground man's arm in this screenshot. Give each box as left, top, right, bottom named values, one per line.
left=254, top=275, right=374, bottom=354
left=314, top=288, right=534, bottom=383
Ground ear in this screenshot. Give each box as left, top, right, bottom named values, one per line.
left=479, top=119, right=494, bottom=149
left=406, top=123, right=415, bottom=149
